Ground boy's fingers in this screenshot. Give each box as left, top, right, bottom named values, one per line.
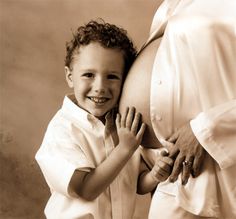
left=136, top=123, right=146, bottom=140
left=121, top=107, right=129, bottom=127
left=152, top=167, right=169, bottom=182
left=164, top=157, right=174, bottom=166
left=131, top=112, right=141, bottom=133
left=155, top=168, right=166, bottom=177
left=160, top=149, right=169, bottom=157
left=157, top=159, right=173, bottom=172
left=126, top=107, right=135, bottom=129
left=115, top=113, right=121, bottom=128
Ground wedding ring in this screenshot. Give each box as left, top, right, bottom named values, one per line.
left=182, top=160, right=192, bottom=167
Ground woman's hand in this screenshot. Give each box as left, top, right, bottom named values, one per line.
left=167, top=123, right=206, bottom=185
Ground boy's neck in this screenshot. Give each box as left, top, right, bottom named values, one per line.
left=69, top=93, right=116, bottom=125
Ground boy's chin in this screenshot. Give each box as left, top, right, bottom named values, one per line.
left=92, top=112, right=106, bottom=120
left=92, top=108, right=111, bottom=117
left=94, top=114, right=106, bottom=123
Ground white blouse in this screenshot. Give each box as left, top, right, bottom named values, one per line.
left=147, top=0, right=236, bottom=218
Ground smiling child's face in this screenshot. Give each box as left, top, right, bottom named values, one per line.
left=65, top=42, right=124, bottom=120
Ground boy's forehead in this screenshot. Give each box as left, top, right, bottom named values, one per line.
left=76, top=42, right=121, bottom=54
left=73, top=43, right=125, bottom=71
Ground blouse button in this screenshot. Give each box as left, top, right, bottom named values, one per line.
left=156, top=115, right=162, bottom=121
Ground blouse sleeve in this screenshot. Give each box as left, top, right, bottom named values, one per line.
left=190, top=100, right=236, bottom=169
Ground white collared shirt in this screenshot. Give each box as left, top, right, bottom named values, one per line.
left=146, top=0, right=236, bottom=218
left=35, top=95, right=141, bottom=219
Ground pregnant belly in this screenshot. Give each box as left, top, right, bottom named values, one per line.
left=119, top=38, right=162, bottom=148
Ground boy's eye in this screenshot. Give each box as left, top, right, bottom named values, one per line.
left=107, top=74, right=120, bottom=80
left=82, top=73, right=94, bottom=78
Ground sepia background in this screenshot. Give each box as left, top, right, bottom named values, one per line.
left=0, top=0, right=162, bottom=218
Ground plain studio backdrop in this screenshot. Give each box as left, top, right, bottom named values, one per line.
left=0, top=0, right=162, bottom=218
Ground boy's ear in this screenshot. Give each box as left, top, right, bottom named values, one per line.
left=65, top=66, right=74, bottom=88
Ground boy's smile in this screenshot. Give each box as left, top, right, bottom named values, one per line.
left=65, top=42, right=124, bottom=120
left=89, top=96, right=110, bottom=105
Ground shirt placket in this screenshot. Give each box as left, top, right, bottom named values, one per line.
left=104, top=113, right=122, bottom=219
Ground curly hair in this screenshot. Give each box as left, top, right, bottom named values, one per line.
left=65, top=19, right=137, bottom=79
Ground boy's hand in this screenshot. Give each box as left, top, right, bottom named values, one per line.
left=150, top=150, right=174, bottom=182
left=116, top=107, right=146, bottom=150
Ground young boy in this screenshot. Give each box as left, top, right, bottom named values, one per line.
left=36, top=20, right=173, bottom=219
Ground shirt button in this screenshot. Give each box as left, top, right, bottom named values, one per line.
left=157, top=80, right=162, bottom=85
left=156, top=115, right=162, bottom=121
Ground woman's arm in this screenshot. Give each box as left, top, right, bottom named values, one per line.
left=167, top=100, right=236, bottom=184
left=190, top=99, right=236, bottom=169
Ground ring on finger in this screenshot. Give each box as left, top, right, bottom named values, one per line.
left=182, top=160, right=192, bottom=167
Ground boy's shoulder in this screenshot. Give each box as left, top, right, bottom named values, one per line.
left=47, top=107, right=85, bottom=131
left=46, top=95, right=85, bottom=131
left=43, top=108, right=86, bottom=146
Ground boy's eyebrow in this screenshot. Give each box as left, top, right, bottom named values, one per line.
left=108, top=70, right=122, bottom=74
left=79, top=68, right=96, bottom=72
left=79, top=68, right=122, bottom=75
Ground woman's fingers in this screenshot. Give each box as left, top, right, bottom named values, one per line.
left=169, top=153, right=185, bottom=182
left=181, top=156, right=194, bottom=185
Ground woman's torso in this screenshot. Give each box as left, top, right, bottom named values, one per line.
left=119, top=38, right=162, bottom=148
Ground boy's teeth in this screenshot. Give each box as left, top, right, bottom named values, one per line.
left=90, top=97, right=107, bottom=103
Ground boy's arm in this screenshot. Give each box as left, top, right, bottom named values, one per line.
left=137, top=151, right=173, bottom=195
left=69, top=107, right=146, bottom=201
left=137, top=160, right=158, bottom=195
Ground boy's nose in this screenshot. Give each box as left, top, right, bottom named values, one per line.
left=94, top=77, right=106, bottom=94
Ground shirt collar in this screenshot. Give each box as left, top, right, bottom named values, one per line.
left=62, top=94, right=116, bottom=132
left=141, top=0, right=182, bottom=50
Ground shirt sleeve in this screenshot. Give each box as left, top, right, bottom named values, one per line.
left=190, top=99, right=236, bottom=169
left=35, top=122, right=95, bottom=197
